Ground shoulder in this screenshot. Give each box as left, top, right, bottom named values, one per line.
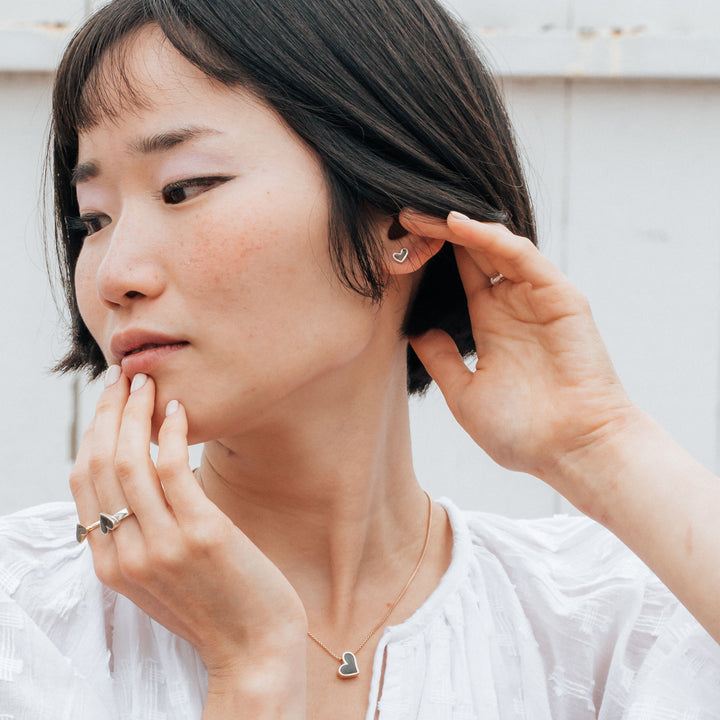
left=462, top=508, right=648, bottom=586
left=455, top=506, right=666, bottom=646
left=445, top=502, right=720, bottom=715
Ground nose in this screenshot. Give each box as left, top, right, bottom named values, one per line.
left=95, top=213, right=167, bottom=308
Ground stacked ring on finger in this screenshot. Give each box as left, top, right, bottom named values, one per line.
left=76, top=508, right=134, bottom=542
left=489, top=272, right=506, bottom=287
left=76, top=519, right=101, bottom=544
left=99, top=507, right=133, bottom=535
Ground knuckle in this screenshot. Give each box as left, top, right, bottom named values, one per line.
left=576, top=293, right=593, bottom=315
left=185, top=523, right=219, bottom=555
left=114, top=456, right=135, bottom=483
left=117, top=553, right=147, bottom=584
left=147, top=542, right=182, bottom=572
left=121, top=401, right=145, bottom=423
left=68, top=469, right=86, bottom=497
left=185, top=514, right=233, bottom=555
left=87, top=452, right=108, bottom=478
left=509, top=239, right=531, bottom=261
left=94, top=394, right=117, bottom=415
left=155, top=458, right=181, bottom=483
left=94, top=558, right=121, bottom=589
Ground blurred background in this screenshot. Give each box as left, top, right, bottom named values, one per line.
left=1, top=0, right=719, bottom=516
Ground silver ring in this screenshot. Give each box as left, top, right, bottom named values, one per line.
left=489, top=272, right=506, bottom=287
left=76, top=519, right=101, bottom=544
left=99, top=507, right=132, bottom=534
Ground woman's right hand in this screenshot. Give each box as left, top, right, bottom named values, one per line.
left=70, top=367, right=307, bottom=717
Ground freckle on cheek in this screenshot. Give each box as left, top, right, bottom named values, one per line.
left=188, top=228, right=255, bottom=286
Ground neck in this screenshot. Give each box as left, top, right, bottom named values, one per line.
left=197, top=344, right=432, bottom=631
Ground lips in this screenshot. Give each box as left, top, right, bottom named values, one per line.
left=126, top=343, right=171, bottom=356
left=110, top=330, right=189, bottom=373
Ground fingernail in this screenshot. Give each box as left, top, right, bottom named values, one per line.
left=448, top=211, right=470, bottom=222
left=165, top=400, right=179, bottom=416
left=130, top=373, right=147, bottom=393
left=104, top=365, right=121, bottom=388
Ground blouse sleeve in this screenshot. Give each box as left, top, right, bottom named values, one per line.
left=467, top=511, right=720, bottom=719
left=0, top=502, right=116, bottom=718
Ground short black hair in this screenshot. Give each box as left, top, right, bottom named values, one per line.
left=50, top=0, right=536, bottom=394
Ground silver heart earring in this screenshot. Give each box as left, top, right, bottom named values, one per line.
left=392, top=248, right=409, bottom=263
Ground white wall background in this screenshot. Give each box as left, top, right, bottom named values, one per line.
left=1, top=1, right=719, bottom=517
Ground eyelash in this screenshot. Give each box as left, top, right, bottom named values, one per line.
left=66, top=214, right=108, bottom=239
left=159, top=175, right=235, bottom=205
left=68, top=175, right=235, bottom=238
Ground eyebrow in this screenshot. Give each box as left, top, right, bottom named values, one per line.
left=70, top=125, right=223, bottom=186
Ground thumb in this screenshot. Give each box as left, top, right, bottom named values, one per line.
left=410, top=330, right=473, bottom=404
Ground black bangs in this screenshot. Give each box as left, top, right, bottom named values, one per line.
left=54, top=3, right=150, bottom=140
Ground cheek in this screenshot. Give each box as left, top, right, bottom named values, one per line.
left=73, top=248, right=102, bottom=329
left=180, top=189, right=328, bottom=303
left=182, top=213, right=268, bottom=290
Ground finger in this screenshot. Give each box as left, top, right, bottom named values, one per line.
left=88, top=366, right=132, bottom=517
left=453, top=245, right=495, bottom=298
left=114, top=374, right=170, bottom=524
left=446, top=212, right=566, bottom=288
left=399, top=209, right=498, bottom=280
left=409, top=330, right=473, bottom=407
left=70, top=420, right=103, bottom=542
left=156, top=400, right=209, bottom=522
left=401, top=209, right=565, bottom=288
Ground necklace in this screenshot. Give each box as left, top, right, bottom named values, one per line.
left=307, top=491, right=433, bottom=679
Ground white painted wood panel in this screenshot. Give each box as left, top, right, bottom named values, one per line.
left=0, top=73, right=75, bottom=512
left=478, top=30, right=720, bottom=80
left=573, top=0, right=720, bottom=34
left=441, top=0, right=570, bottom=30
left=0, top=0, right=86, bottom=24
left=443, top=0, right=720, bottom=33
left=565, top=80, right=720, bottom=468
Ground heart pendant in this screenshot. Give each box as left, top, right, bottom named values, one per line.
left=337, top=651, right=359, bottom=678
left=392, top=248, right=409, bottom=263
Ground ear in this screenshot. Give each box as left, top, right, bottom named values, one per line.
left=383, top=216, right=445, bottom=276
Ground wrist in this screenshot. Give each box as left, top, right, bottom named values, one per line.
left=205, top=639, right=307, bottom=719
left=201, top=603, right=308, bottom=673
left=545, top=404, right=656, bottom=521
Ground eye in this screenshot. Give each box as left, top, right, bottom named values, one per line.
left=67, top=214, right=111, bottom=238
left=161, top=176, right=235, bottom=205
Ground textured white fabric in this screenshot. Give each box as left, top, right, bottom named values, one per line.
left=0, top=499, right=718, bottom=718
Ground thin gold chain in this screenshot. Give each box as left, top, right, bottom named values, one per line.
left=307, top=491, right=433, bottom=662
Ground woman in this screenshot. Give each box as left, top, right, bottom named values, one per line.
left=1, top=0, right=719, bottom=717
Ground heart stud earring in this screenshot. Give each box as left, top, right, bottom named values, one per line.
left=392, top=248, right=409, bottom=263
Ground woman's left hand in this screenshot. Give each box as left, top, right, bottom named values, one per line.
left=401, top=210, right=720, bottom=645
left=399, top=210, right=639, bottom=509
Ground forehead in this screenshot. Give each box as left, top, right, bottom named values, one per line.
left=75, top=25, right=281, bottom=160
left=77, top=25, right=235, bottom=134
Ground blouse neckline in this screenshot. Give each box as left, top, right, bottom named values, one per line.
left=365, top=496, right=471, bottom=716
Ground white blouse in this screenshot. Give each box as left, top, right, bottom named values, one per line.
left=1, top=499, right=718, bottom=718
